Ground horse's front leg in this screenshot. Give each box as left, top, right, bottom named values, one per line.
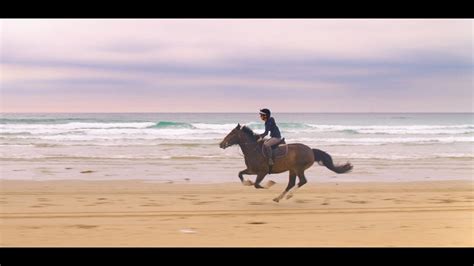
left=238, top=169, right=254, bottom=186
left=254, top=173, right=267, bottom=189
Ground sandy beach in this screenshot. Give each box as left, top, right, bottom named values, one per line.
left=1, top=179, right=472, bottom=247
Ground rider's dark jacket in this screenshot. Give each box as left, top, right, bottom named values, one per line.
left=259, top=117, right=281, bottom=139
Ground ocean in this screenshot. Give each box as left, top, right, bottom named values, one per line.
left=1, top=113, right=473, bottom=183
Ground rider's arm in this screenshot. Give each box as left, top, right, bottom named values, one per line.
left=260, top=118, right=276, bottom=138
left=259, top=121, right=270, bottom=138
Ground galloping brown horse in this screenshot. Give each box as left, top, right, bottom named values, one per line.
left=219, top=124, right=353, bottom=202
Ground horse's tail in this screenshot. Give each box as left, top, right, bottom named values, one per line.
left=313, top=149, right=353, bottom=174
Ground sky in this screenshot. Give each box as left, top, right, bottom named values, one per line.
left=0, top=19, right=472, bottom=113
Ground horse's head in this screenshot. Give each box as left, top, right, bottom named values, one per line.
left=219, top=124, right=242, bottom=149
left=220, top=124, right=259, bottom=149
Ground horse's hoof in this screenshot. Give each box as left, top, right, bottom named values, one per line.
left=242, top=180, right=253, bottom=186
left=264, top=180, right=276, bottom=188
left=273, top=198, right=280, bottom=203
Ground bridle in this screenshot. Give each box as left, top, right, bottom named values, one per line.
left=221, top=128, right=262, bottom=155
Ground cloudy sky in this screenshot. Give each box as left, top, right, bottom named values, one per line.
left=1, top=19, right=472, bottom=112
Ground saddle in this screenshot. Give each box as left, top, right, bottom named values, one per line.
left=271, top=138, right=286, bottom=149
left=262, top=138, right=288, bottom=159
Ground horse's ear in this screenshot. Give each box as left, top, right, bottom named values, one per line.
left=236, top=123, right=241, bottom=129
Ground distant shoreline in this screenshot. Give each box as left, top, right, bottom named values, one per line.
left=3, top=112, right=474, bottom=114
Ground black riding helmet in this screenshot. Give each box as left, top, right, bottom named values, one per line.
left=259, top=108, right=271, bottom=117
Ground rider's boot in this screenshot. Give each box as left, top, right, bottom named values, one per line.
left=268, top=158, right=274, bottom=174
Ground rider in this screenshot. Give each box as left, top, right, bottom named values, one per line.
left=258, top=108, right=282, bottom=167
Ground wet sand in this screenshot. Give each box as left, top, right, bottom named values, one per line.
left=1, top=180, right=472, bottom=246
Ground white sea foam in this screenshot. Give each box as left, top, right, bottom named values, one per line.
left=1, top=119, right=473, bottom=147
left=3, top=152, right=472, bottom=161
left=2, top=134, right=473, bottom=145
left=2, top=113, right=472, bottom=182
left=0, top=122, right=156, bottom=130
left=303, top=124, right=474, bottom=135
left=331, top=153, right=474, bottom=160
left=0, top=154, right=239, bottom=160
left=2, top=122, right=473, bottom=136
left=290, top=136, right=474, bottom=145
left=191, top=123, right=239, bottom=130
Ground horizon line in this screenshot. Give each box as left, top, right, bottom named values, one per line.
left=2, top=111, right=473, bottom=114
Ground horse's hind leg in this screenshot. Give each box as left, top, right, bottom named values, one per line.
left=297, top=174, right=307, bottom=187
left=273, top=171, right=296, bottom=202
left=286, top=170, right=307, bottom=200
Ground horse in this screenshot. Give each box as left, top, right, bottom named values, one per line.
left=219, top=124, right=353, bottom=202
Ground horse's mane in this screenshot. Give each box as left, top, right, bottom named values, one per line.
left=241, top=125, right=257, bottom=140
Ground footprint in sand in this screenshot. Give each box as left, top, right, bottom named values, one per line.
left=75, top=197, right=86, bottom=202
left=71, top=224, right=99, bottom=229
left=80, top=170, right=95, bottom=174
left=193, top=201, right=215, bottom=205
left=246, top=221, right=267, bottom=225
left=179, top=197, right=192, bottom=201
left=140, top=203, right=163, bottom=207
left=432, top=198, right=458, bottom=204
left=40, top=203, right=58, bottom=206
left=28, top=203, right=58, bottom=208
left=248, top=202, right=264, bottom=205
left=346, top=200, right=368, bottom=204
left=295, top=199, right=311, bottom=204
left=321, top=198, right=330, bottom=205
left=22, top=226, right=41, bottom=229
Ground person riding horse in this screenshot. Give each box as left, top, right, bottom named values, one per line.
left=219, top=123, right=353, bottom=202
left=258, top=108, right=282, bottom=168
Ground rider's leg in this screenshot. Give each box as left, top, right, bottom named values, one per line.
left=263, top=141, right=273, bottom=165
left=264, top=138, right=281, bottom=165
